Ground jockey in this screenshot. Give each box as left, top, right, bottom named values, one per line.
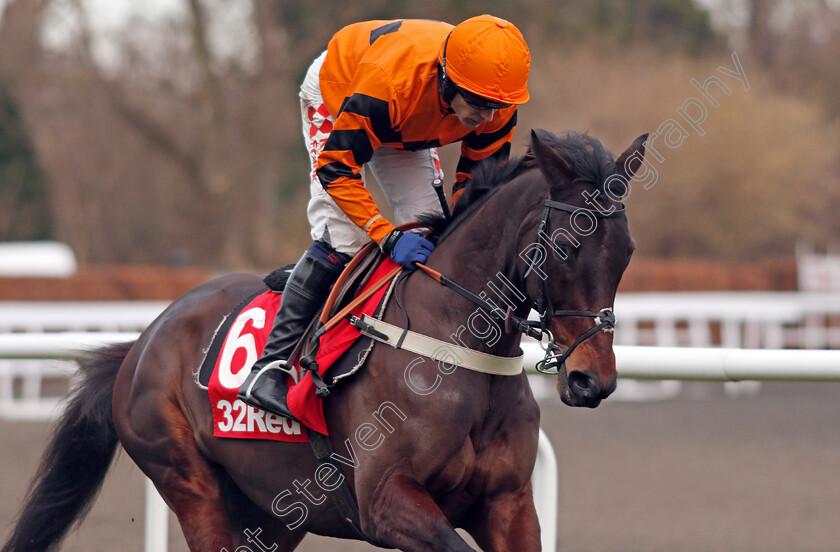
left=238, top=15, right=531, bottom=419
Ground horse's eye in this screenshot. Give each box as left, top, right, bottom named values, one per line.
left=551, top=242, right=575, bottom=263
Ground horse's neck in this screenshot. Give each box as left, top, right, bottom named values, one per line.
left=429, top=176, right=544, bottom=356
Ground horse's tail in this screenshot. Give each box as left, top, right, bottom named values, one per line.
left=1, top=341, right=134, bottom=552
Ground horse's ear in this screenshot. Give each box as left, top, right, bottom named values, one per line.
left=531, top=129, right=575, bottom=185
left=615, top=133, right=649, bottom=180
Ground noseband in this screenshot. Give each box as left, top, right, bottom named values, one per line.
left=523, top=196, right=626, bottom=374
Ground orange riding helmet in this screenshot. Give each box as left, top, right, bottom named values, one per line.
left=438, top=15, right=531, bottom=107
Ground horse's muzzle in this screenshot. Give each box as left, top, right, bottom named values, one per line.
left=559, top=368, right=617, bottom=408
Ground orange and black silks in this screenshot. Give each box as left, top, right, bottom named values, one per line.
left=316, top=20, right=518, bottom=244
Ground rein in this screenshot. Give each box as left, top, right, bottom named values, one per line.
left=414, top=263, right=542, bottom=340
left=416, top=194, right=626, bottom=375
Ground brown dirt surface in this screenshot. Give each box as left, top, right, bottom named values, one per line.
left=2, top=381, right=838, bottom=551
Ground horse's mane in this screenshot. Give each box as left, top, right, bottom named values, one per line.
left=541, top=130, right=617, bottom=189
left=418, top=130, right=616, bottom=240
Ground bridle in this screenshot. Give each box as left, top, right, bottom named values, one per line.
left=523, top=196, right=626, bottom=374
left=416, top=191, right=627, bottom=375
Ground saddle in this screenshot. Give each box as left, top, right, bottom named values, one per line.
left=198, top=245, right=401, bottom=441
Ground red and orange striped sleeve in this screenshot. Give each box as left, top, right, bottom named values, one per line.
left=315, top=64, right=400, bottom=244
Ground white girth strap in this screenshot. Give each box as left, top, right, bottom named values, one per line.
left=356, top=314, right=523, bottom=376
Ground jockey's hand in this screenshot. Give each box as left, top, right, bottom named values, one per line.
left=381, top=230, right=435, bottom=270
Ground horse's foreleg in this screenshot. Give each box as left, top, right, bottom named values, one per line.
left=463, top=483, right=541, bottom=552
left=360, top=461, right=475, bottom=552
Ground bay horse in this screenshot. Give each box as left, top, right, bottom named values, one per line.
left=2, top=129, right=646, bottom=552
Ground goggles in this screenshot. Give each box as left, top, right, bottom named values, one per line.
left=456, top=86, right=511, bottom=111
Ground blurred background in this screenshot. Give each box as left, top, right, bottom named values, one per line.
left=1, top=1, right=839, bottom=551
left=0, top=0, right=838, bottom=286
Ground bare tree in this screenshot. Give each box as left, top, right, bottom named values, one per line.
left=2, top=0, right=838, bottom=267
left=0, top=0, right=310, bottom=268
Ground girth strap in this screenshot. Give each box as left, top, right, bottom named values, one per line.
left=306, top=429, right=370, bottom=542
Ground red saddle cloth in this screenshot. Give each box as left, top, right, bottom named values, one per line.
left=206, top=258, right=398, bottom=442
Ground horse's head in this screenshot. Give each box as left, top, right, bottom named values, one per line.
left=522, top=129, right=647, bottom=407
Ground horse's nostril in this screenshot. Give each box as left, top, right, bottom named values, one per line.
left=568, top=370, right=601, bottom=399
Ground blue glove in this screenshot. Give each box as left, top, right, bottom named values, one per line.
left=385, top=231, right=435, bottom=269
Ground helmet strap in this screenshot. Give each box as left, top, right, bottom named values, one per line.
left=438, top=32, right=457, bottom=105
left=437, top=63, right=457, bottom=104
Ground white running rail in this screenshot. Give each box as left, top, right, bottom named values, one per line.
left=2, top=292, right=840, bottom=346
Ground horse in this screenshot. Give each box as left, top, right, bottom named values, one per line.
left=2, top=129, right=646, bottom=552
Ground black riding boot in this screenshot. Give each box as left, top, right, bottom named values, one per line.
left=237, top=246, right=345, bottom=419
